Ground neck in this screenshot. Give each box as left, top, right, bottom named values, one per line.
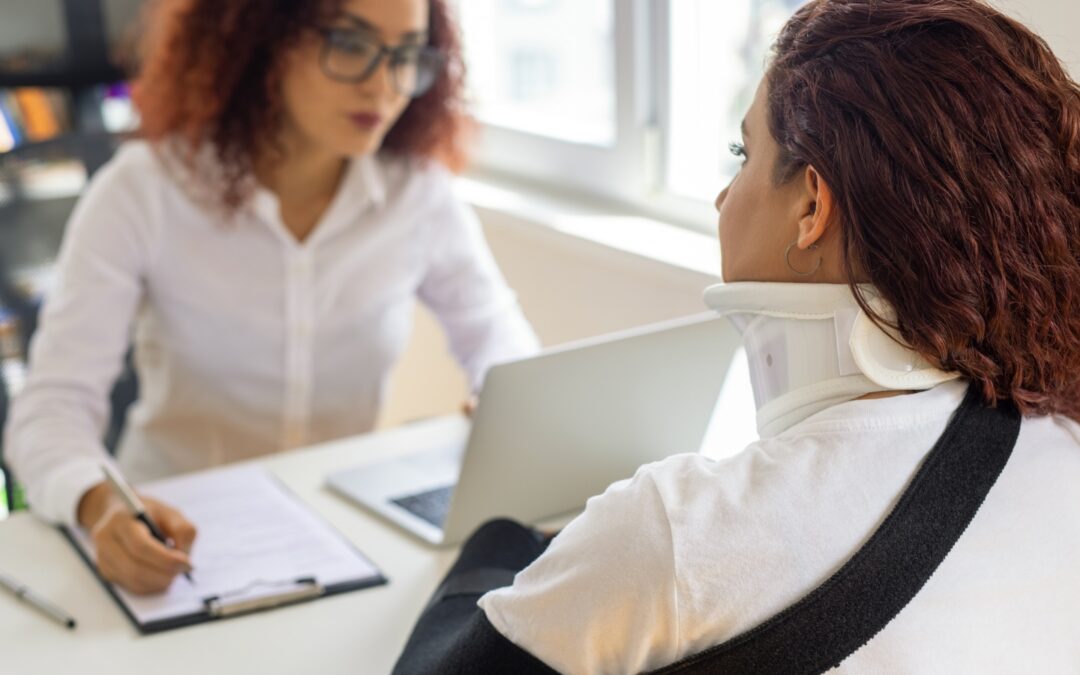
left=254, top=125, right=347, bottom=241
left=255, top=130, right=345, bottom=207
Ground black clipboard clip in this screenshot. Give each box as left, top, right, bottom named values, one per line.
left=202, top=577, right=324, bottom=618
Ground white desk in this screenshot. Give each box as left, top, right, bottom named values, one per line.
left=0, top=416, right=475, bottom=675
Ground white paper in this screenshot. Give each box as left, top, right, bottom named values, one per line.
left=71, top=466, right=380, bottom=625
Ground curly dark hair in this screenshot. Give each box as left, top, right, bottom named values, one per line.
left=768, top=0, right=1080, bottom=420
left=132, top=0, right=469, bottom=210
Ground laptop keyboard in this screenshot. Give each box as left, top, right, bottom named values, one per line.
left=391, top=485, right=454, bottom=528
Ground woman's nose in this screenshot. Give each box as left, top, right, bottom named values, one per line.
left=364, top=56, right=396, bottom=99
left=714, top=185, right=730, bottom=212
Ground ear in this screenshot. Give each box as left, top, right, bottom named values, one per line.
left=796, top=166, right=837, bottom=249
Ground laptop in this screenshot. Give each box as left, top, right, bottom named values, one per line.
left=326, top=313, right=739, bottom=546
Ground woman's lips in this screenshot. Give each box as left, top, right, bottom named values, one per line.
left=348, top=112, right=382, bottom=130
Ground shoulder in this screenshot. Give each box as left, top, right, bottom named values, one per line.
left=77, top=140, right=174, bottom=212
left=479, top=461, right=684, bottom=673
left=493, top=458, right=682, bottom=579
left=63, top=141, right=175, bottom=253
left=475, top=448, right=842, bottom=673
left=93, top=140, right=167, bottom=186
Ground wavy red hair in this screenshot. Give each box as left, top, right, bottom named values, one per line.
left=768, top=0, right=1080, bottom=419
left=132, top=0, right=469, bottom=209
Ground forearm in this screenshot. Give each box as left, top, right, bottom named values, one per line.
left=75, top=481, right=116, bottom=530
left=429, top=299, right=541, bottom=392
left=6, top=152, right=151, bottom=526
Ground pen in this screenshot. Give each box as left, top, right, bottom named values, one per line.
left=100, top=464, right=194, bottom=583
left=0, top=571, right=77, bottom=629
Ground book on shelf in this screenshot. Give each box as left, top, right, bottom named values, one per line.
left=0, top=84, right=137, bottom=151
left=12, top=88, right=62, bottom=141
left=0, top=92, right=25, bottom=150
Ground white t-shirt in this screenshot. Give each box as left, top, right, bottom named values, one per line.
left=480, top=380, right=1080, bottom=673
left=5, top=142, right=539, bottom=526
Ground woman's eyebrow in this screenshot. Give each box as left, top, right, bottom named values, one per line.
left=341, top=12, right=429, bottom=42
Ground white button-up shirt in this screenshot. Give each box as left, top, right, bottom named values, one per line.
left=5, top=142, right=539, bottom=527
left=480, top=380, right=1080, bottom=673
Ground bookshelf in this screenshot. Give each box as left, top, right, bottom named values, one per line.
left=0, top=0, right=144, bottom=519
left=0, top=0, right=141, bottom=152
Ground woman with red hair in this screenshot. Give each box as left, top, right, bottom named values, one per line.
left=394, top=1, right=1080, bottom=671
left=6, top=0, right=537, bottom=595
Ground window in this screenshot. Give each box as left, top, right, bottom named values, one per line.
left=456, top=0, right=615, bottom=145
left=452, top=0, right=807, bottom=232
left=665, top=0, right=806, bottom=202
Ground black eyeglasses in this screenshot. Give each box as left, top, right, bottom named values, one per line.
left=314, top=27, right=446, bottom=98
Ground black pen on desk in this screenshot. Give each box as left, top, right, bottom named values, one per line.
left=0, top=570, right=77, bottom=629
left=100, top=464, right=194, bottom=583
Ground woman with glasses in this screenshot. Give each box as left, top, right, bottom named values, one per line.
left=5, top=0, right=538, bottom=595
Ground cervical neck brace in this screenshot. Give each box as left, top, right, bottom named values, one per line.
left=704, top=282, right=959, bottom=438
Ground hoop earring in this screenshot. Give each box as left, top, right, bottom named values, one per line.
left=784, top=240, right=822, bottom=277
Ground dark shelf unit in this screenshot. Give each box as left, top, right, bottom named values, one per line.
left=1, top=0, right=134, bottom=135
left=1, top=0, right=141, bottom=514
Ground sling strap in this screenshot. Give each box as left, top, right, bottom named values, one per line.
left=393, top=384, right=1021, bottom=674
left=649, top=383, right=1021, bottom=673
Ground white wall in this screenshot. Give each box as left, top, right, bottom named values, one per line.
left=994, top=0, right=1080, bottom=75
left=377, top=210, right=721, bottom=428
left=0, top=3, right=65, bottom=55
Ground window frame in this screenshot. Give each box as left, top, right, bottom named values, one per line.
left=462, top=0, right=725, bottom=234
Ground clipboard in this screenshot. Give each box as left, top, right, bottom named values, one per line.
left=63, top=465, right=387, bottom=634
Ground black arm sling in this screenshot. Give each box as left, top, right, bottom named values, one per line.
left=392, top=384, right=1021, bottom=674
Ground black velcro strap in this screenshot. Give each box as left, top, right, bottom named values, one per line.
left=650, top=384, right=1021, bottom=674
left=405, top=609, right=558, bottom=675
left=423, top=568, right=518, bottom=611
left=392, top=519, right=558, bottom=675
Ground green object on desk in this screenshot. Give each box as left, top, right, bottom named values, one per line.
left=13, top=481, right=26, bottom=511
left=0, top=471, right=27, bottom=518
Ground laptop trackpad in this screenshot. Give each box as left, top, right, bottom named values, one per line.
left=329, top=442, right=463, bottom=503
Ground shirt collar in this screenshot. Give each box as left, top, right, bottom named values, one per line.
left=354, top=153, right=386, bottom=209
left=249, top=153, right=387, bottom=238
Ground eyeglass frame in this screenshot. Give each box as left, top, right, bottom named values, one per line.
left=311, top=26, right=447, bottom=98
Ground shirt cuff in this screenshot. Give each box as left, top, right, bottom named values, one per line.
left=34, top=457, right=111, bottom=529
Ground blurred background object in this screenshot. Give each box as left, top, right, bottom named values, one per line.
left=0, top=0, right=147, bottom=516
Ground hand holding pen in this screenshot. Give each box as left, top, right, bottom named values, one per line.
left=74, top=465, right=197, bottom=595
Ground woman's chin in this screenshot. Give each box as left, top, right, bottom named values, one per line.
left=328, top=132, right=384, bottom=158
